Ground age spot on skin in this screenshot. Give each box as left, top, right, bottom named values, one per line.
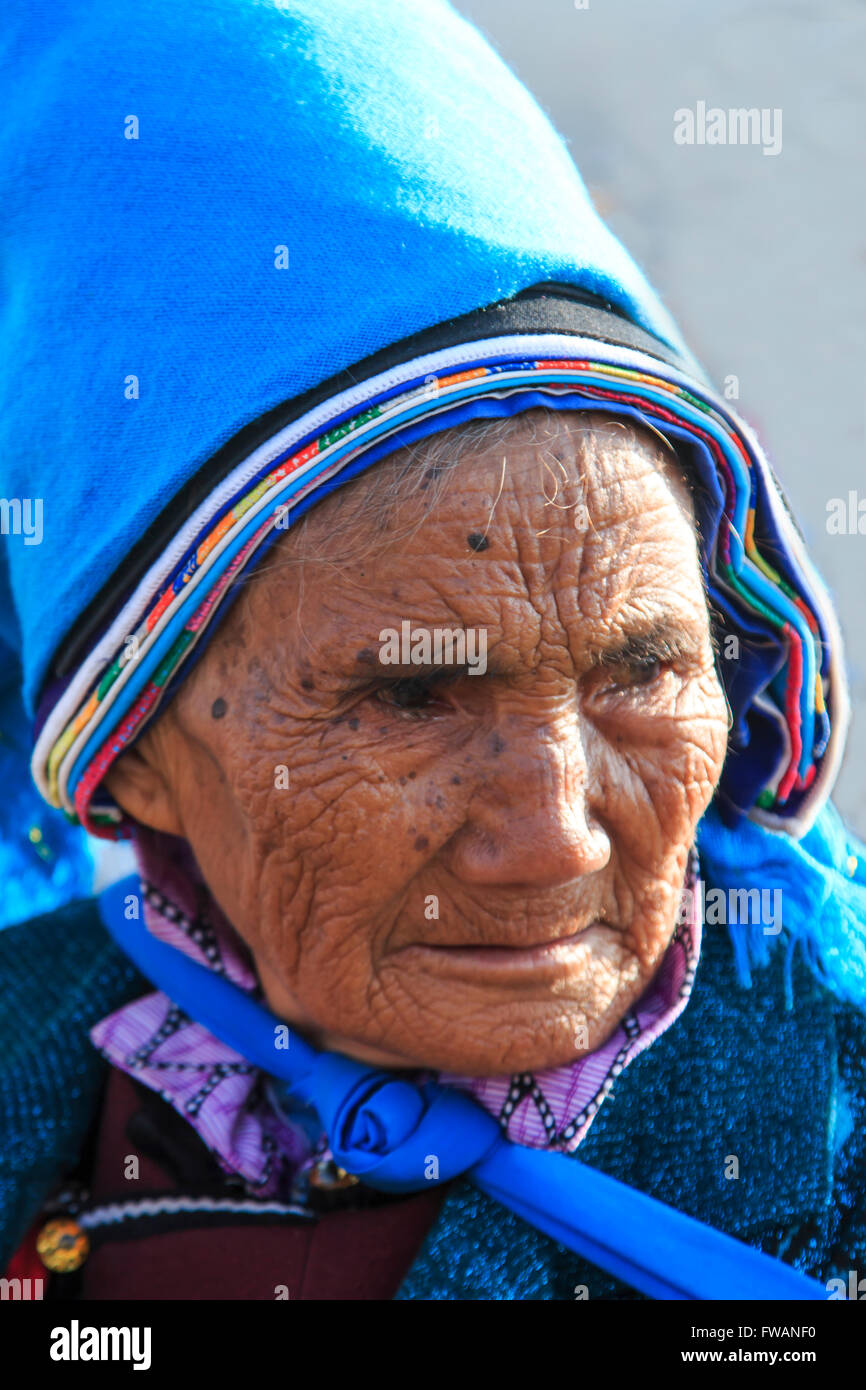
left=414, top=835, right=430, bottom=852
left=489, top=732, right=506, bottom=755
left=467, top=531, right=490, bottom=552
left=211, top=698, right=228, bottom=719
left=422, top=464, right=444, bottom=489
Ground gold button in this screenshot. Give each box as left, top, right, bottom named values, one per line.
left=308, top=1159, right=360, bottom=1191
left=847, top=854, right=858, bottom=877
left=36, top=1218, right=90, bottom=1273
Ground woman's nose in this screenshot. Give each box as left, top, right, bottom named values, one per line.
left=447, top=712, right=612, bottom=889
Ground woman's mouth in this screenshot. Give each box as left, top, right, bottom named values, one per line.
left=398, top=922, right=615, bottom=983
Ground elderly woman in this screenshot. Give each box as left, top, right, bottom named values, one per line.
left=1, top=0, right=865, bottom=1304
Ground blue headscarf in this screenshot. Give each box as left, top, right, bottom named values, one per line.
left=0, top=0, right=862, bottom=1023
left=0, top=0, right=693, bottom=712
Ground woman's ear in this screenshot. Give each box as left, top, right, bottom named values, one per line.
left=102, top=741, right=185, bottom=838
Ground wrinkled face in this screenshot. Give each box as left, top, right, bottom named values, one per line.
left=105, top=412, right=729, bottom=1075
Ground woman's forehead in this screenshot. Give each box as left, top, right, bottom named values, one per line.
left=288, top=410, right=695, bottom=557
left=250, top=415, right=706, bottom=676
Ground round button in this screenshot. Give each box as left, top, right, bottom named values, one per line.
left=308, top=1158, right=360, bottom=1191
left=36, top=1218, right=90, bottom=1273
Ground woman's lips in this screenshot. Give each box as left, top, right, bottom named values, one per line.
left=398, top=922, right=612, bottom=983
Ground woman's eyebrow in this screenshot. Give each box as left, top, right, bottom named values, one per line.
left=342, top=616, right=701, bottom=680
left=587, top=616, right=702, bottom=667
left=373, top=660, right=479, bottom=681
left=346, top=643, right=499, bottom=682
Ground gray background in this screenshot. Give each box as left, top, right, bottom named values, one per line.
left=454, top=0, right=866, bottom=836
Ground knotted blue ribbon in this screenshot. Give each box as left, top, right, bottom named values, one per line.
left=98, top=875, right=828, bottom=1301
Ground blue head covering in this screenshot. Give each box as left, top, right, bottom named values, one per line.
left=0, top=0, right=694, bottom=713
left=0, top=0, right=859, bottom=1015
left=3, top=0, right=866, bottom=1308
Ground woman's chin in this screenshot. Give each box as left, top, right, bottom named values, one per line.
left=318, top=1012, right=623, bottom=1079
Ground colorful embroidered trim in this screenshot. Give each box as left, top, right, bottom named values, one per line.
left=33, top=343, right=836, bottom=836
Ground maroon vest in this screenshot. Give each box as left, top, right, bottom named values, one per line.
left=33, top=1066, right=446, bottom=1300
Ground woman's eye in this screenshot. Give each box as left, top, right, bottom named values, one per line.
left=375, top=676, right=442, bottom=714
left=372, top=661, right=666, bottom=715
left=600, top=658, right=663, bottom=692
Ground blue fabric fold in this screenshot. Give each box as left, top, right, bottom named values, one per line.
left=697, top=799, right=866, bottom=1010
left=97, top=873, right=830, bottom=1300
left=0, top=625, right=95, bottom=930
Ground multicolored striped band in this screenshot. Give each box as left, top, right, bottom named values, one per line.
left=31, top=333, right=847, bottom=840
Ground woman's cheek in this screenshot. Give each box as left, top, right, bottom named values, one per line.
left=590, top=687, right=726, bottom=850
left=225, top=731, right=408, bottom=939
